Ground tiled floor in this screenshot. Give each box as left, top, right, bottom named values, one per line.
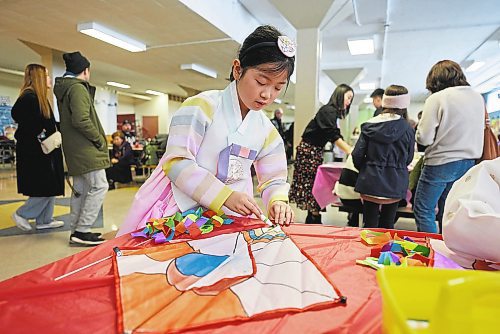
left=0, top=165, right=417, bottom=281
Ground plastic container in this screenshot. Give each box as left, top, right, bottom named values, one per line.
left=377, top=266, right=500, bottom=333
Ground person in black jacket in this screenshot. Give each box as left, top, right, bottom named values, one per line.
left=106, top=130, right=135, bottom=189
left=352, top=84, right=415, bottom=229
left=10, top=64, right=65, bottom=231
left=370, top=88, right=384, bottom=117
left=290, top=84, right=354, bottom=224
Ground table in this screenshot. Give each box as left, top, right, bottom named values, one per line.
left=0, top=219, right=444, bottom=334
left=312, top=162, right=344, bottom=209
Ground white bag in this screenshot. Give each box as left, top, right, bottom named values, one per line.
left=40, top=130, right=62, bottom=154
left=442, top=158, right=500, bottom=263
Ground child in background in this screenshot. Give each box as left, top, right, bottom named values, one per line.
left=352, top=85, right=415, bottom=229
left=117, top=25, right=296, bottom=236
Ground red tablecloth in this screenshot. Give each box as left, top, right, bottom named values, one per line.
left=312, top=162, right=344, bottom=209
left=0, top=220, right=441, bottom=334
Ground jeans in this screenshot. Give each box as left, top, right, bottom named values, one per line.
left=414, top=159, right=475, bottom=233
left=70, top=169, right=108, bottom=233
left=17, top=197, right=56, bottom=226
left=363, top=201, right=399, bottom=229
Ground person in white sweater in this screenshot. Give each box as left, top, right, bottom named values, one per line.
left=414, top=60, right=484, bottom=233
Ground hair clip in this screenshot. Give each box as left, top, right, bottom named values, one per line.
left=277, top=36, right=296, bottom=58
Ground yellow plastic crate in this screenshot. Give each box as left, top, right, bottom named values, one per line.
left=377, top=266, right=500, bottom=333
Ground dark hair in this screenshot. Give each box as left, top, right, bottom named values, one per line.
left=327, top=83, right=354, bottom=118
left=230, top=25, right=295, bottom=85
left=382, top=84, right=409, bottom=119
left=370, top=88, right=384, bottom=98
left=426, top=60, right=469, bottom=93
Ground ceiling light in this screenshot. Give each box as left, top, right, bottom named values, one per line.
left=286, top=105, right=295, bottom=110
left=363, top=97, right=373, bottom=103
left=180, top=63, right=217, bottom=79
left=107, top=81, right=130, bottom=89
left=347, top=38, right=374, bottom=55
left=465, top=61, right=485, bottom=72
left=0, top=67, right=24, bottom=76
left=274, top=99, right=282, bottom=104
left=145, top=89, right=165, bottom=96
left=77, top=22, right=146, bottom=52
left=117, top=91, right=151, bottom=101
left=359, top=82, right=376, bottom=91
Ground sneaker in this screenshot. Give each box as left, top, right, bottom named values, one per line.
left=69, top=231, right=106, bottom=246
left=11, top=212, right=32, bottom=231
left=36, top=220, right=65, bottom=230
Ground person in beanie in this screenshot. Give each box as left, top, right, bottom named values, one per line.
left=54, top=51, right=110, bottom=246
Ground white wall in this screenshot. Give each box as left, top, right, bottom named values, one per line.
left=408, top=102, right=425, bottom=121
left=134, top=94, right=170, bottom=134
left=93, top=86, right=118, bottom=135
left=0, top=82, right=21, bottom=106
left=117, top=95, right=136, bottom=115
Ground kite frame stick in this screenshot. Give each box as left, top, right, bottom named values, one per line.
left=54, top=239, right=150, bottom=281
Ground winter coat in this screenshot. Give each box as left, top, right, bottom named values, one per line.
left=53, top=76, right=110, bottom=176
left=106, top=141, right=134, bottom=183
left=11, top=91, right=64, bottom=197
left=352, top=114, right=415, bottom=199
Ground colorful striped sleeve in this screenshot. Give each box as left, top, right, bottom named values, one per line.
left=254, top=124, right=290, bottom=214
left=162, top=96, right=233, bottom=212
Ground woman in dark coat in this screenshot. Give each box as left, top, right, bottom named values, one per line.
left=11, top=64, right=65, bottom=231
left=106, top=130, right=134, bottom=189
left=289, top=84, right=354, bottom=224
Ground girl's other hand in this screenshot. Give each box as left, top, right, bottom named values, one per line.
left=224, top=191, right=262, bottom=217
left=269, top=201, right=294, bottom=226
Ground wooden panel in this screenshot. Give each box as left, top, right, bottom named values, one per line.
left=117, top=114, right=136, bottom=132
left=142, top=116, right=159, bottom=139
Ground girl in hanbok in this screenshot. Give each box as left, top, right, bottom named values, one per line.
left=117, top=25, right=296, bottom=236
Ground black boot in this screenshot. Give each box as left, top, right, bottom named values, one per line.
left=306, top=211, right=322, bottom=224
left=306, top=211, right=314, bottom=224
left=312, top=213, right=322, bottom=224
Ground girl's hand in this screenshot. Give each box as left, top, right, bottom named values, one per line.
left=111, top=158, right=119, bottom=164
left=269, top=201, right=294, bottom=226
left=224, top=191, right=262, bottom=217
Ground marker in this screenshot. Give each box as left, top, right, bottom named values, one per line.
left=260, top=214, right=274, bottom=227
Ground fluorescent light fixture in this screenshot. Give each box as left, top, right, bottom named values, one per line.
left=180, top=63, right=217, bottom=79
left=286, top=105, right=295, bottom=110
left=359, top=82, right=376, bottom=91
left=117, top=91, right=151, bottom=101
left=0, top=67, right=24, bottom=76
left=145, top=89, right=165, bottom=96
left=363, top=97, right=373, bottom=104
left=465, top=61, right=485, bottom=72
left=77, top=22, right=146, bottom=52
left=107, top=81, right=130, bottom=89
left=274, top=98, right=282, bottom=104
left=347, top=38, right=374, bottom=55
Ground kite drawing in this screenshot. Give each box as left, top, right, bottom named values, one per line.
left=114, top=226, right=342, bottom=333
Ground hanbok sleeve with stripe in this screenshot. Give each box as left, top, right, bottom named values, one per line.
left=254, top=124, right=290, bottom=214
left=162, top=96, right=233, bottom=212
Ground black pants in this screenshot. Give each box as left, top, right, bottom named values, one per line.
left=340, top=199, right=363, bottom=227
left=363, top=201, right=399, bottom=229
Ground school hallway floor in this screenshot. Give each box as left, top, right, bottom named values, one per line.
left=0, top=165, right=417, bottom=281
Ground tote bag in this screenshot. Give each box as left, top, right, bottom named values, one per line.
left=477, top=110, right=499, bottom=163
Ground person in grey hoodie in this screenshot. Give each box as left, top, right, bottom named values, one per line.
left=352, top=85, right=415, bottom=229
left=54, top=51, right=110, bottom=246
